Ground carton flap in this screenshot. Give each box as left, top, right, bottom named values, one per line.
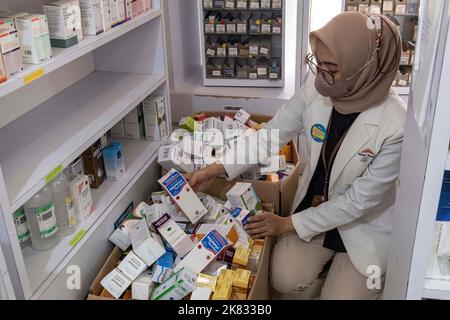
left=89, top=246, right=123, bottom=295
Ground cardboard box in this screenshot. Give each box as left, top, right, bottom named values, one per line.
left=124, top=105, right=145, bottom=140
left=151, top=268, right=197, bottom=300
left=132, top=269, right=155, bottom=300
left=174, top=230, right=230, bottom=274
left=153, top=213, right=194, bottom=258
left=103, top=143, right=126, bottom=181
left=226, top=182, right=263, bottom=215
left=80, top=0, right=104, bottom=35
left=191, top=287, right=212, bottom=300
left=110, top=0, right=126, bottom=27
left=70, top=174, right=93, bottom=222
left=100, top=0, right=111, bottom=31
left=142, top=96, right=167, bottom=141
left=82, top=138, right=106, bottom=189
left=43, top=0, right=80, bottom=48
left=158, top=143, right=195, bottom=174
left=16, top=14, right=53, bottom=64
left=0, top=29, right=23, bottom=78
left=130, top=219, right=166, bottom=266
left=158, top=169, right=208, bottom=224
left=197, top=111, right=302, bottom=216
left=110, top=119, right=126, bottom=138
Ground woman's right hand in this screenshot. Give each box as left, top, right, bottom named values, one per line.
left=185, top=164, right=227, bottom=193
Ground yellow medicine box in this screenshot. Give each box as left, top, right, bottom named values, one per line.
left=217, top=269, right=236, bottom=285
left=232, top=269, right=252, bottom=293
left=232, top=291, right=248, bottom=300
left=232, top=246, right=251, bottom=269
left=212, top=283, right=233, bottom=300
left=197, top=273, right=218, bottom=291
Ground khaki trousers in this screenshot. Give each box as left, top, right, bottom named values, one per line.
left=270, top=233, right=384, bottom=300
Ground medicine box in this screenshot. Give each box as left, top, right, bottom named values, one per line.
left=110, top=119, right=126, bottom=138
left=153, top=213, right=194, bottom=258
left=16, top=14, right=53, bottom=64
left=0, top=29, right=23, bottom=78
left=110, top=0, right=126, bottom=27
left=100, top=0, right=112, bottom=31
left=231, top=207, right=251, bottom=227
left=174, top=230, right=229, bottom=274
left=151, top=268, right=197, bottom=301
left=191, top=287, right=212, bottom=300
left=158, top=143, right=195, bottom=174
left=43, top=0, right=80, bottom=48
left=128, top=0, right=146, bottom=19
left=130, top=219, right=166, bottom=266
left=212, top=283, right=232, bottom=300
left=70, top=174, right=93, bottom=222
left=80, top=0, right=104, bottom=35
left=124, top=105, right=145, bottom=140
left=82, top=138, right=106, bottom=189
left=103, top=143, right=126, bottom=181
left=100, top=251, right=147, bottom=299
left=0, top=13, right=29, bottom=30
left=158, top=169, right=208, bottom=224
left=132, top=269, right=155, bottom=300
left=226, top=182, right=263, bottom=215
left=152, top=250, right=174, bottom=283
left=142, top=96, right=167, bottom=141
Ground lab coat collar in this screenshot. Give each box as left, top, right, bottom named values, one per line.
left=329, top=98, right=387, bottom=189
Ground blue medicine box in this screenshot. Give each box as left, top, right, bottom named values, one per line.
left=437, top=171, right=450, bottom=222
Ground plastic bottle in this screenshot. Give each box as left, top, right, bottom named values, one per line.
left=24, top=186, right=59, bottom=251
left=13, top=208, right=31, bottom=249
left=50, top=173, right=77, bottom=235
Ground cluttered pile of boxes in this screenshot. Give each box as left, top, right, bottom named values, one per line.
left=159, top=109, right=296, bottom=184
left=91, top=168, right=269, bottom=300
left=0, top=0, right=152, bottom=84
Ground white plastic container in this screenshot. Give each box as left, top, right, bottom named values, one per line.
left=24, top=186, right=59, bottom=251
left=50, top=173, right=77, bottom=235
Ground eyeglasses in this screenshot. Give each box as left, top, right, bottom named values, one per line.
left=305, top=53, right=336, bottom=85
left=305, top=51, right=380, bottom=86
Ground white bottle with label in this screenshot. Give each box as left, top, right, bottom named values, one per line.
left=24, top=186, right=59, bottom=251
left=13, top=208, right=31, bottom=249
left=50, top=173, right=77, bottom=235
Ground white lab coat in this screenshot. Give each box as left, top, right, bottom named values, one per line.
left=223, top=74, right=407, bottom=276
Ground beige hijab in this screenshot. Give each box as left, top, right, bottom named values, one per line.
left=310, top=12, right=401, bottom=114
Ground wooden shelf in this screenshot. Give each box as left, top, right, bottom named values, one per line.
left=0, top=9, right=162, bottom=98
left=22, top=138, right=161, bottom=296
left=0, top=71, right=166, bottom=211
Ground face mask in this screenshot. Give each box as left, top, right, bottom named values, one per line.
left=314, top=72, right=350, bottom=98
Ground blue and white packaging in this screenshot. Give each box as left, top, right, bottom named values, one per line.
left=231, top=207, right=251, bottom=227
left=103, top=143, right=126, bottom=181
left=174, top=230, right=229, bottom=274
left=152, top=251, right=174, bottom=284
left=158, top=169, right=207, bottom=224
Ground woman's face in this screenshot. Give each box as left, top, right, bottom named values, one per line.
left=315, top=41, right=340, bottom=80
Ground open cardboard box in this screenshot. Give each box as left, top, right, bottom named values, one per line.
left=87, top=182, right=279, bottom=300
left=178, top=111, right=302, bottom=216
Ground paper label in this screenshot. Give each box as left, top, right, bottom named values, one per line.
left=237, top=23, right=247, bottom=33
left=260, top=47, right=269, bottom=55
left=202, top=230, right=229, bottom=255
left=45, top=164, right=63, bottom=183
left=207, top=48, right=215, bottom=56
left=249, top=73, right=257, bottom=79
left=249, top=45, right=259, bottom=55
left=217, top=47, right=226, bottom=57
left=161, top=170, right=186, bottom=197
left=14, top=210, right=30, bottom=243
left=216, top=24, right=226, bottom=34
left=261, top=24, right=271, bottom=33
left=34, top=203, right=58, bottom=239
left=272, top=26, right=281, bottom=34
left=226, top=24, right=236, bottom=34
left=70, top=229, right=87, bottom=246
left=228, top=47, right=238, bottom=57
left=395, top=4, right=407, bottom=15
left=225, top=0, right=235, bottom=9
left=383, top=0, right=393, bottom=11
left=237, top=1, right=247, bottom=9
left=250, top=1, right=260, bottom=9
left=269, top=72, right=279, bottom=79
left=205, top=24, right=214, bottom=33
left=213, top=70, right=221, bottom=77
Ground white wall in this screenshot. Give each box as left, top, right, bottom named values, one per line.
left=310, top=0, right=344, bottom=32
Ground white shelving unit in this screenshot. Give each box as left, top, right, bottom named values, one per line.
left=446, top=151, right=450, bottom=171
left=0, top=0, right=172, bottom=300
left=384, top=1, right=450, bottom=300
left=199, top=0, right=286, bottom=87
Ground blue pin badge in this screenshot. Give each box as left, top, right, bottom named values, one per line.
left=311, top=124, right=327, bottom=143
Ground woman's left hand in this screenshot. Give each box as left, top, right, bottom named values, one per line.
left=244, top=212, right=295, bottom=239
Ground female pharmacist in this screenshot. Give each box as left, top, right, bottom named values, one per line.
left=187, top=12, right=405, bottom=300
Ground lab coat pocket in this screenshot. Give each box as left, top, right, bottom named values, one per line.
left=346, top=154, right=372, bottom=179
